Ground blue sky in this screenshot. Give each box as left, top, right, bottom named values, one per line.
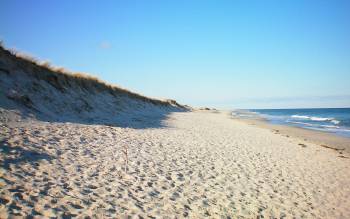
left=1, top=0, right=349, bottom=109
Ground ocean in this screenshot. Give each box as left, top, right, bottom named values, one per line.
left=232, top=108, right=350, bottom=138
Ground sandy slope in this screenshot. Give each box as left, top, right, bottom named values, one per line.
left=1, top=110, right=350, bottom=218
left=0, top=45, right=187, bottom=129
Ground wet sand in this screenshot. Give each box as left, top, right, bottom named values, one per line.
left=232, top=114, right=350, bottom=156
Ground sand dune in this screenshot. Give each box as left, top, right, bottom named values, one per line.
left=0, top=45, right=187, bottom=129
left=1, top=110, right=349, bottom=218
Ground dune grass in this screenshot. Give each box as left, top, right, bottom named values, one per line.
left=0, top=41, right=185, bottom=108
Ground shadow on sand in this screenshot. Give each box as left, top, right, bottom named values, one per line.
left=0, top=140, right=53, bottom=170
left=0, top=104, right=187, bottom=129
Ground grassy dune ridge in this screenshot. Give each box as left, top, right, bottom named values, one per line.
left=0, top=42, right=188, bottom=127
left=0, top=43, right=185, bottom=107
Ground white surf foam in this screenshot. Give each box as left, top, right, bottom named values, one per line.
left=291, top=115, right=339, bottom=124
left=291, top=115, right=310, bottom=119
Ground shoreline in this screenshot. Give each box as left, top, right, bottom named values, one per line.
left=230, top=111, right=350, bottom=156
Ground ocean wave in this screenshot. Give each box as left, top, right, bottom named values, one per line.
left=291, top=115, right=310, bottom=119
left=320, top=125, right=340, bottom=129
left=331, top=119, right=340, bottom=124
left=310, top=116, right=332, bottom=121
left=291, top=114, right=340, bottom=124
left=289, top=121, right=342, bottom=129
left=290, top=122, right=350, bottom=134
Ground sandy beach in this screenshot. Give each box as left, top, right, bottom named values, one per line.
left=1, top=110, right=350, bottom=218
left=233, top=114, right=350, bottom=155
left=2, top=1, right=350, bottom=217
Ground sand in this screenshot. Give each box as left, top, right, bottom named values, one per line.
left=233, top=116, right=350, bottom=155
left=1, top=110, right=350, bottom=218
